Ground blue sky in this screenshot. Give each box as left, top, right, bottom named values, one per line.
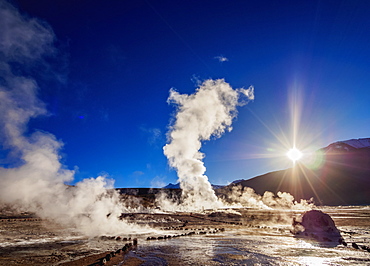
left=5, top=0, right=370, bottom=188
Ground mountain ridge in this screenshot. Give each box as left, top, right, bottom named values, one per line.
left=163, top=182, right=224, bottom=190
left=228, top=137, right=370, bottom=205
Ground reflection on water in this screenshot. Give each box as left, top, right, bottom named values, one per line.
left=126, top=233, right=369, bottom=265
left=296, top=256, right=332, bottom=266
left=123, top=207, right=370, bottom=266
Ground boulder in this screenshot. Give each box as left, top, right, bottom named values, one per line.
left=292, top=210, right=343, bottom=244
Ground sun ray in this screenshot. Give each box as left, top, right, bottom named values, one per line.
left=247, top=107, right=291, bottom=149
left=228, top=80, right=348, bottom=207
left=297, top=162, right=347, bottom=205
left=296, top=163, right=324, bottom=205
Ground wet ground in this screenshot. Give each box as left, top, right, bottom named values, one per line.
left=0, top=206, right=369, bottom=265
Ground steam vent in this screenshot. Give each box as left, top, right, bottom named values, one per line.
left=292, top=210, right=343, bottom=244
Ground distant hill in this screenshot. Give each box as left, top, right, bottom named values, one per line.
left=163, top=183, right=181, bottom=189
left=228, top=138, right=370, bottom=206
left=163, top=182, right=224, bottom=190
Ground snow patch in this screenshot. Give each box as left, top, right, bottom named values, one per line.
left=341, top=138, right=370, bottom=149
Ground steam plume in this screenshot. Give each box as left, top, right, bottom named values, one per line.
left=219, top=185, right=314, bottom=210
left=0, top=0, right=147, bottom=236
left=163, top=79, right=254, bottom=211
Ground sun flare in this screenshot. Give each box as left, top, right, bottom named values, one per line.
left=286, top=147, right=303, bottom=163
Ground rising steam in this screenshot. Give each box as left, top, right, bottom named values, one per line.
left=218, top=185, right=314, bottom=210
left=162, top=79, right=254, bottom=211
left=0, top=1, right=311, bottom=240
left=0, top=0, right=147, bottom=236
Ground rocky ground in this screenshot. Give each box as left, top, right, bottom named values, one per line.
left=0, top=207, right=369, bottom=265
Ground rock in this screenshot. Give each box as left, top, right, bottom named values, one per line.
left=100, top=258, right=107, bottom=265
left=292, top=210, right=343, bottom=244
left=339, top=238, right=347, bottom=246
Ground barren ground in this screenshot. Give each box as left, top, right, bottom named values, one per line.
left=1, top=207, right=369, bottom=265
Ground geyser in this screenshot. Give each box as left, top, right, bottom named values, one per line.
left=162, top=79, right=254, bottom=211
left=0, top=0, right=148, bottom=236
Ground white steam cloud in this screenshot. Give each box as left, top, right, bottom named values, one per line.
left=162, top=79, right=254, bottom=211
left=0, top=0, right=147, bottom=236
left=219, top=185, right=314, bottom=210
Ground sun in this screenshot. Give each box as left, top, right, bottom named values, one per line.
left=286, top=147, right=303, bottom=163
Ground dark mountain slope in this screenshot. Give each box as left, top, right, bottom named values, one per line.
left=231, top=138, right=370, bottom=206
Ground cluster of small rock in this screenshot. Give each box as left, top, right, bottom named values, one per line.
left=0, top=218, right=41, bottom=222
left=98, top=235, right=133, bottom=242
left=349, top=242, right=370, bottom=252
left=189, top=213, right=242, bottom=225
left=209, top=219, right=243, bottom=225
left=162, top=226, right=225, bottom=231
left=93, top=239, right=138, bottom=265
left=147, top=228, right=225, bottom=241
